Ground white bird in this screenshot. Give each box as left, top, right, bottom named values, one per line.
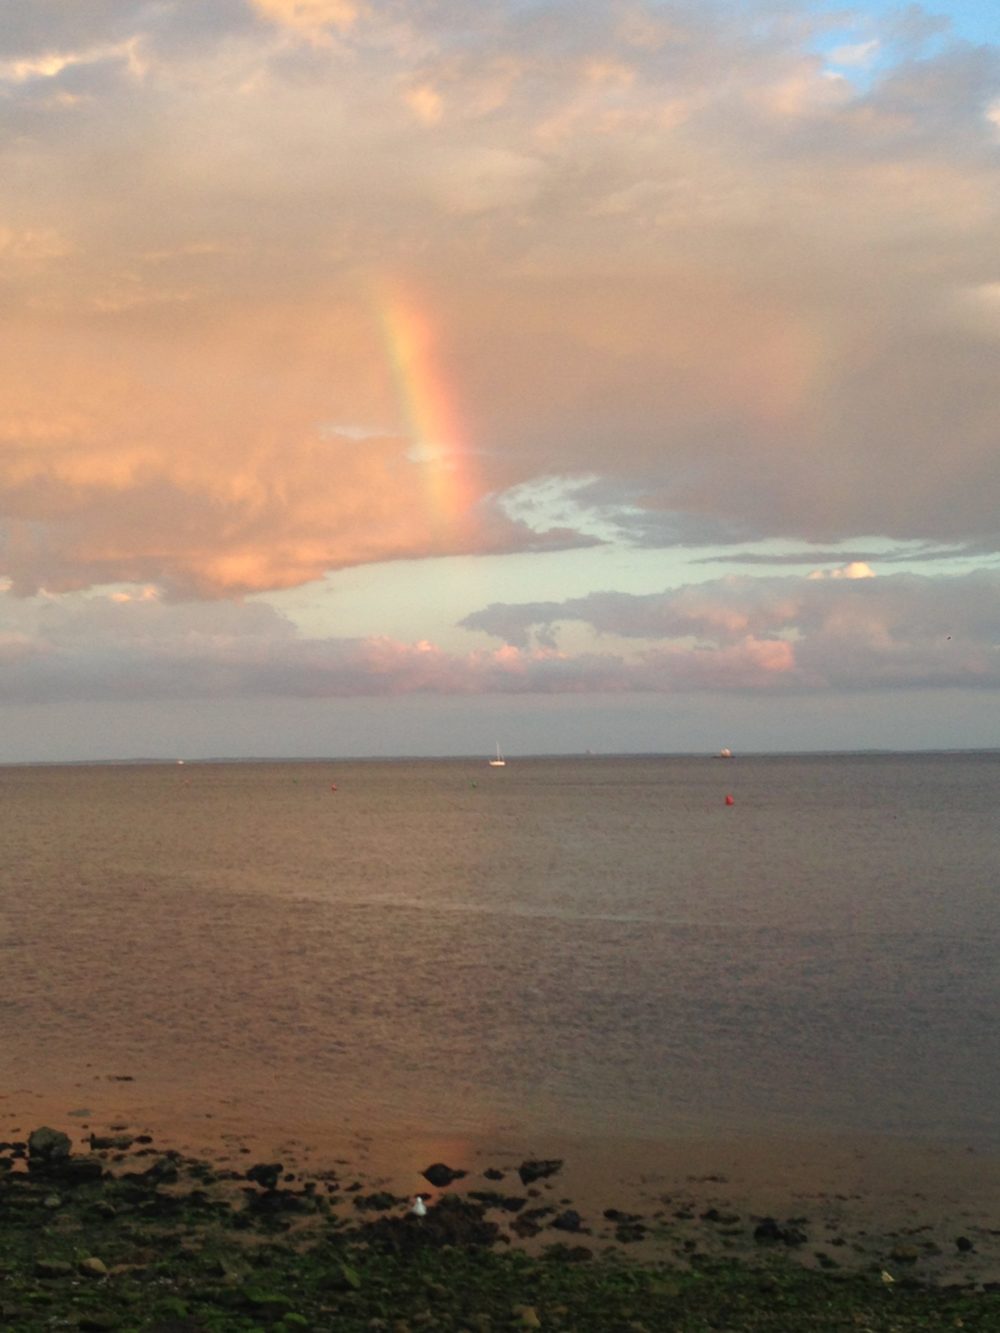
left=410, top=1195, right=427, bottom=1218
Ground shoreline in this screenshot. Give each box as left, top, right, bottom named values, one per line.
left=3, top=1113, right=1000, bottom=1331
left=4, top=1092, right=999, bottom=1291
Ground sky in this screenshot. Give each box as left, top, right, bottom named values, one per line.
left=0, top=0, right=998, bottom=760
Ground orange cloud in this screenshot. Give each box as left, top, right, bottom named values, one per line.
left=249, top=0, right=362, bottom=38
left=0, top=0, right=997, bottom=605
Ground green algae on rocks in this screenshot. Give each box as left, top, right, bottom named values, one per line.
left=1, top=1129, right=998, bottom=1332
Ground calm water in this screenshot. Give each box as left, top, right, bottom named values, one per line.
left=1, top=754, right=998, bottom=1149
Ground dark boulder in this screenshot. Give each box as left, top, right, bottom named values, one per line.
left=551, top=1209, right=584, bottom=1233
left=422, top=1162, right=467, bottom=1187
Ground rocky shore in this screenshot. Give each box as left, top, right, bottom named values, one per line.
left=1, top=1124, right=999, bottom=1331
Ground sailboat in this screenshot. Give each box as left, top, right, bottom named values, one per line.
left=488, top=742, right=506, bottom=767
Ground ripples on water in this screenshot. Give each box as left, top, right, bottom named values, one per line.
left=1, top=754, right=998, bottom=1147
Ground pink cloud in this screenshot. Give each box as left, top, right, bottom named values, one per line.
left=0, top=569, right=997, bottom=704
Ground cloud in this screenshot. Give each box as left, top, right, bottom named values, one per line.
left=0, top=1, right=997, bottom=599
left=806, top=561, right=875, bottom=580
left=0, top=36, right=146, bottom=84
left=1, top=569, right=996, bottom=704
left=248, top=0, right=362, bottom=39
left=459, top=570, right=1000, bottom=691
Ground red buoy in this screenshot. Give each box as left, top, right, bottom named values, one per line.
left=725, top=794, right=734, bottom=806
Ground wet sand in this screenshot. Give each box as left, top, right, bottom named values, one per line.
left=4, top=1080, right=998, bottom=1290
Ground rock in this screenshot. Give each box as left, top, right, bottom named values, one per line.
left=242, top=1286, right=293, bottom=1314
left=543, top=1242, right=593, bottom=1262
left=58, top=1156, right=105, bottom=1185
left=353, top=1191, right=402, bottom=1211
left=78, top=1316, right=120, bottom=1331
left=35, top=1258, right=74, bottom=1278
left=246, top=1162, right=283, bottom=1191
left=27, top=1126, right=72, bottom=1165
left=889, top=1245, right=920, bottom=1264
left=79, top=1257, right=109, bottom=1277
left=140, top=1156, right=179, bottom=1184
left=701, top=1208, right=740, bottom=1225
left=551, top=1208, right=583, bottom=1232
left=484, top=1167, right=504, bottom=1180
left=422, top=1162, right=467, bottom=1187
left=90, top=1133, right=134, bottom=1151
left=753, top=1217, right=807, bottom=1246
left=360, top=1195, right=499, bottom=1251
left=512, top=1305, right=541, bottom=1329
left=517, top=1158, right=563, bottom=1186
left=956, top=1235, right=975, bottom=1252
left=615, top=1222, right=648, bottom=1243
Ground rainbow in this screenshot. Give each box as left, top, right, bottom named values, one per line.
left=375, top=281, right=479, bottom=534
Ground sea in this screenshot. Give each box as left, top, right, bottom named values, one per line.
left=1, top=753, right=998, bottom=1156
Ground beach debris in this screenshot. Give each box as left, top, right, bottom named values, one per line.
left=725, top=794, right=735, bottom=806
left=880, top=1269, right=895, bottom=1284
left=422, top=1162, right=467, bottom=1187
left=517, top=1158, right=563, bottom=1186
left=78, top=1256, right=108, bottom=1278
left=512, top=1304, right=542, bottom=1329
left=410, top=1195, right=428, bottom=1217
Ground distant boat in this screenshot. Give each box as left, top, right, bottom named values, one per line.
left=718, top=748, right=733, bottom=759
left=488, top=743, right=506, bottom=768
